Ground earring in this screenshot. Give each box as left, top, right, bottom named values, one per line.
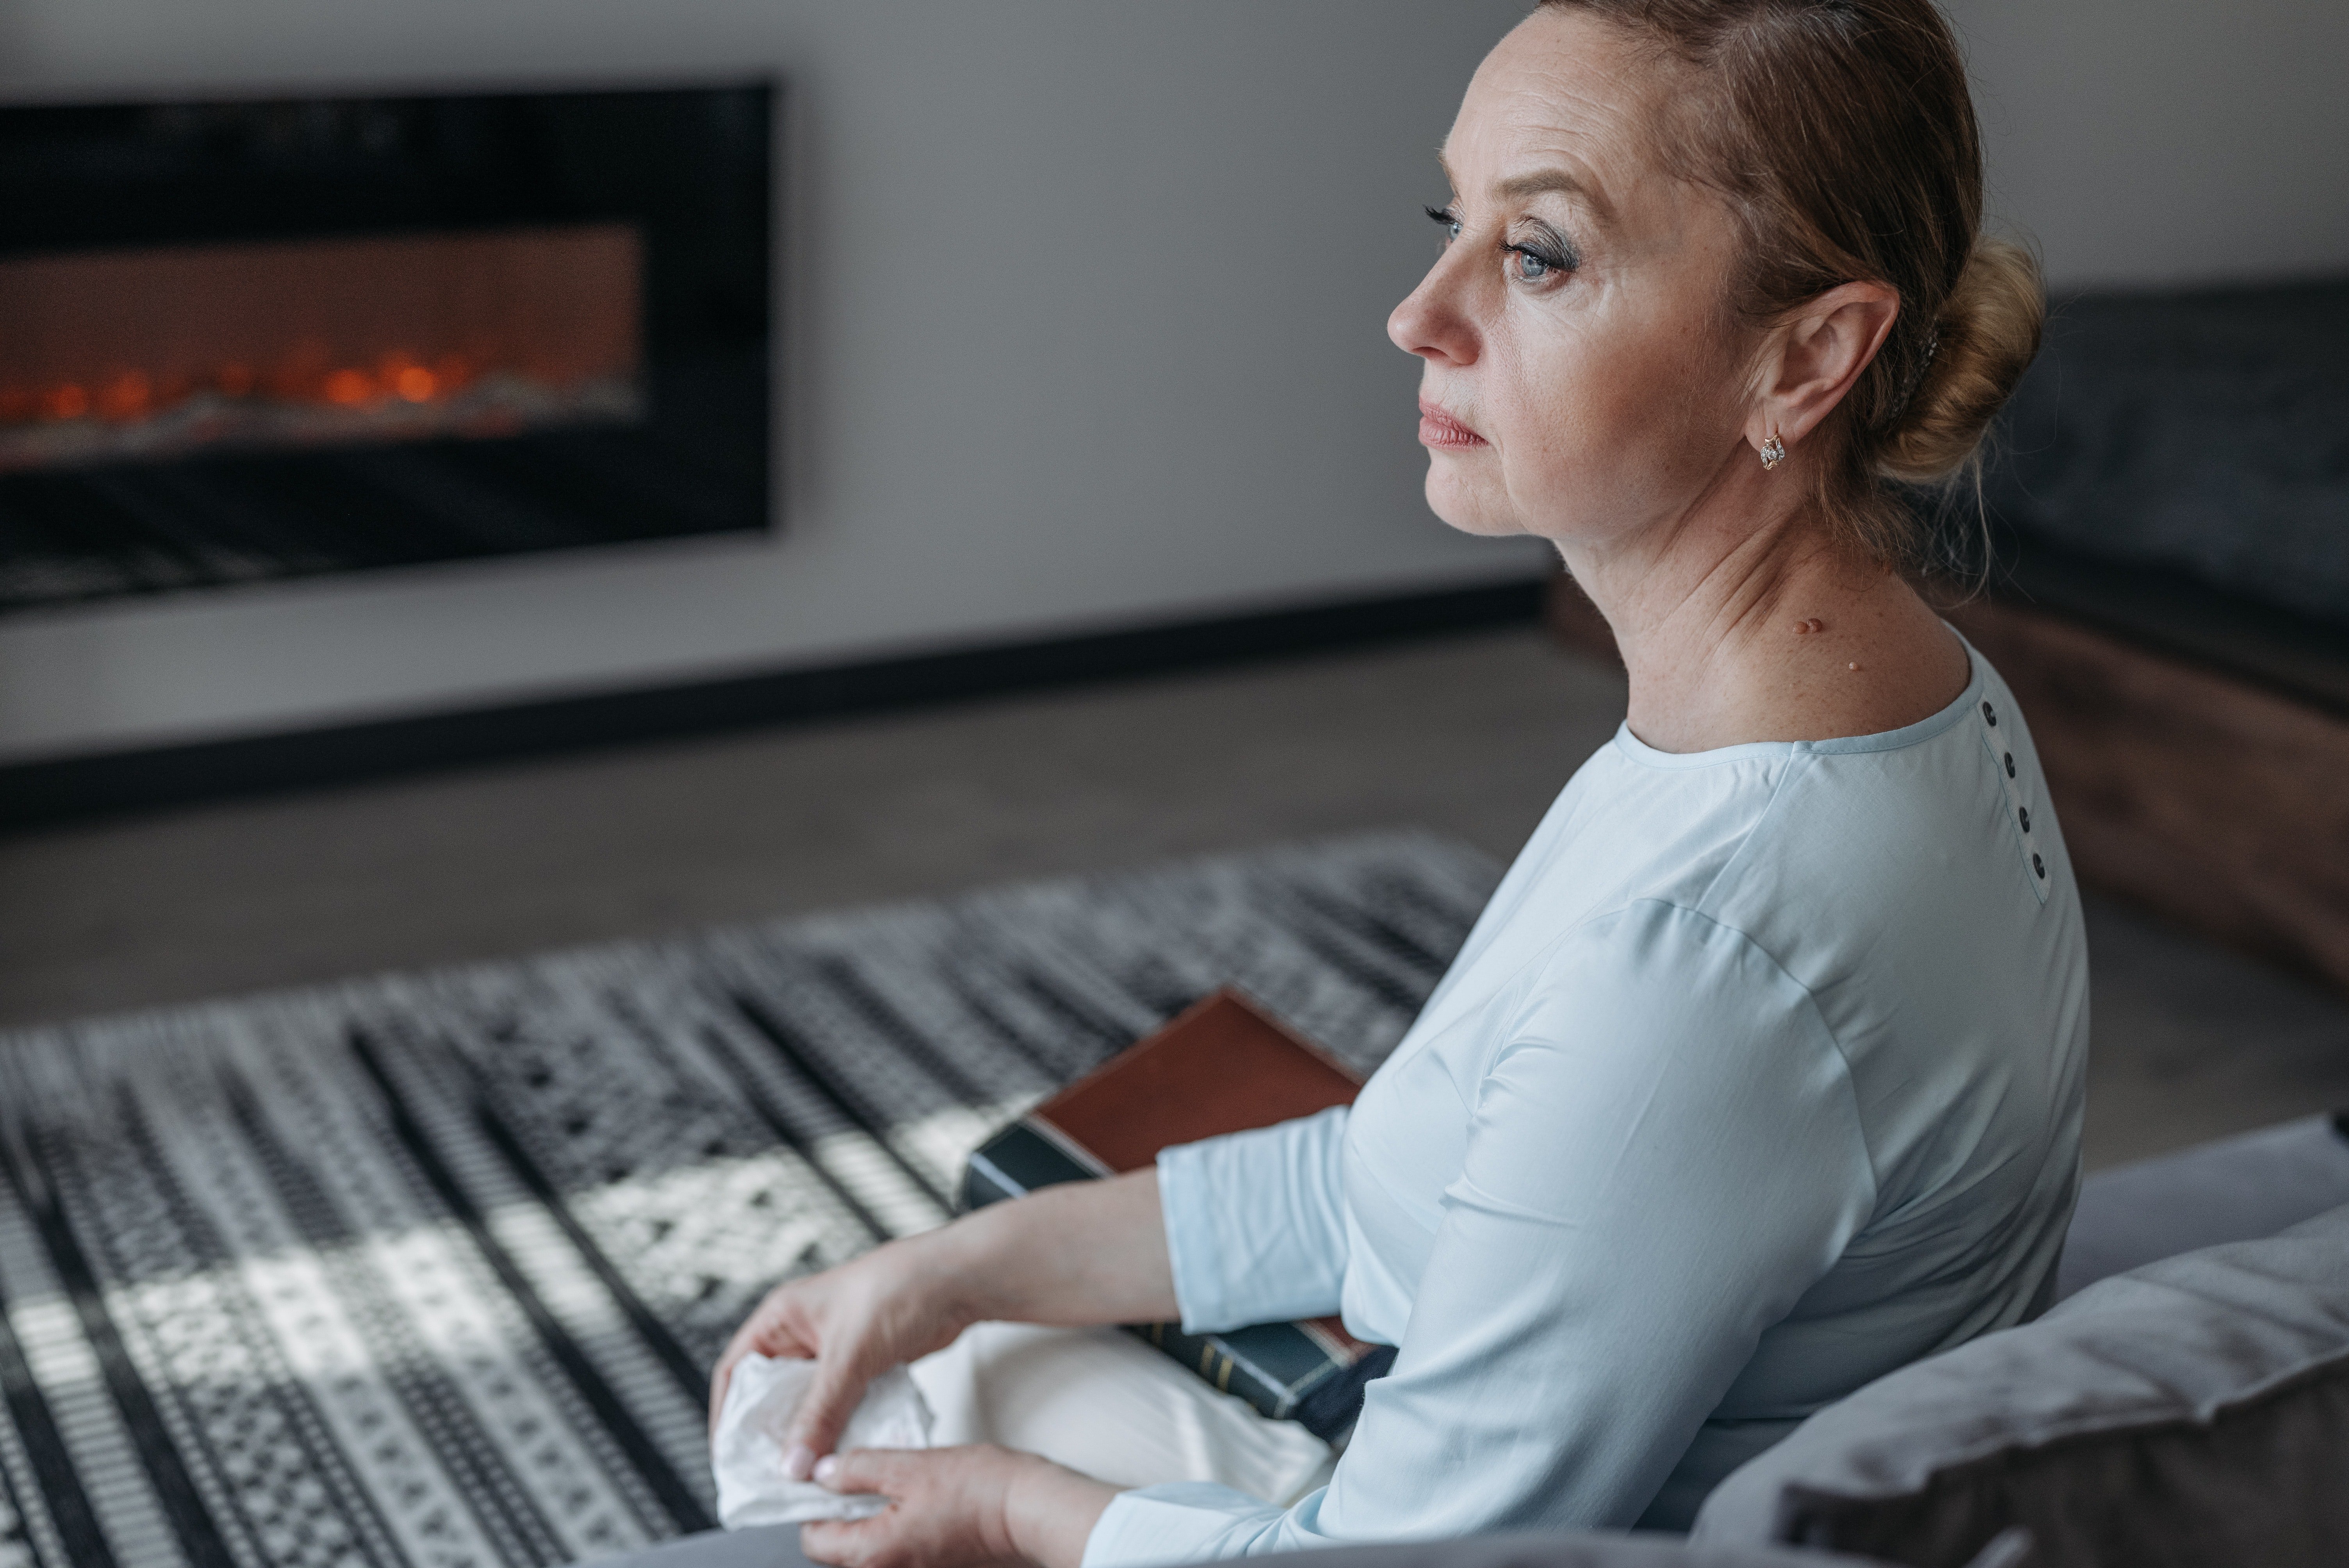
left=1759, top=434, right=1786, bottom=470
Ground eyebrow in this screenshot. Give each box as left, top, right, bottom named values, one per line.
left=1437, top=152, right=1616, bottom=226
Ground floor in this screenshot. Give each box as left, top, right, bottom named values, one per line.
left=5, top=626, right=2346, bottom=1171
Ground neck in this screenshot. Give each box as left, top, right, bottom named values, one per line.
left=1558, top=460, right=1968, bottom=754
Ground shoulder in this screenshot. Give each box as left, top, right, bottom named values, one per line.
left=1512, top=732, right=1823, bottom=933
left=1508, top=899, right=1848, bottom=1079
left=1683, top=655, right=2076, bottom=1020
left=1461, top=902, right=1878, bottom=1221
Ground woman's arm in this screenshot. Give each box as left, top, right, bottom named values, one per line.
left=711, top=1169, right=1176, bottom=1471
left=728, top=1108, right=1355, bottom=1568
left=950, top=1169, right=1181, bottom=1327
left=783, top=1106, right=1355, bottom=1568
left=1084, top=908, right=1879, bottom=1565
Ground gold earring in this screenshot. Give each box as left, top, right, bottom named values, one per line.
left=1760, top=434, right=1786, bottom=470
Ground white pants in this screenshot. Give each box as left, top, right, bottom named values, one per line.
left=906, top=1322, right=1335, bottom=1506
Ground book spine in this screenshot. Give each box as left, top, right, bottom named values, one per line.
left=1291, top=1341, right=1396, bottom=1440
left=961, top=1119, right=1392, bottom=1440
left=1132, top=1322, right=1297, bottom=1420
left=1128, top=1322, right=1394, bottom=1441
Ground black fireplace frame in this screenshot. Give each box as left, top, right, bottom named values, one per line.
left=0, top=78, right=775, bottom=614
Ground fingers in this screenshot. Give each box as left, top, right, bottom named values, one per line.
left=797, top=1517, right=876, bottom=1568
left=811, top=1447, right=918, bottom=1496
left=709, top=1285, right=819, bottom=1433
left=782, top=1354, right=879, bottom=1479
left=800, top=1447, right=1031, bottom=1568
left=796, top=1452, right=912, bottom=1568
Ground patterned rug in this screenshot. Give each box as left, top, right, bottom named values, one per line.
left=0, top=831, right=1499, bottom=1568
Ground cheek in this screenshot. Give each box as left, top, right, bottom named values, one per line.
left=1494, top=309, right=1732, bottom=529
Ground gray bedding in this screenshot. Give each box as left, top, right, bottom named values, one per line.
left=1983, top=279, right=2349, bottom=627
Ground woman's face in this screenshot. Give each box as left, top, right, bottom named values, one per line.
left=1389, top=9, right=1754, bottom=551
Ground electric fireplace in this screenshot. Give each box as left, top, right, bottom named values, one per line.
left=0, top=84, right=772, bottom=612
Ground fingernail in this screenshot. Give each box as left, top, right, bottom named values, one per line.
left=813, top=1456, right=841, bottom=1487
left=783, top=1443, right=815, bottom=1481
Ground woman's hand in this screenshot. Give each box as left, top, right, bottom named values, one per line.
left=799, top=1446, right=1120, bottom=1568
left=708, top=1235, right=972, bottom=1477
left=709, top=1170, right=1179, bottom=1477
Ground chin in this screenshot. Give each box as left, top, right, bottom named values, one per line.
left=1423, top=465, right=1522, bottom=538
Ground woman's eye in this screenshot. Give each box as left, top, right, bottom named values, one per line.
left=1424, top=205, right=1463, bottom=245
left=1505, top=242, right=1574, bottom=285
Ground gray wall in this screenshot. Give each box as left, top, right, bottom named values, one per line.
left=1950, top=0, right=2349, bottom=289
left=2, top=0, right=2343, bottom=763
left=0, top=0, right=1543, bottom=762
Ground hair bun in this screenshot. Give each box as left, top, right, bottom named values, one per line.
left=1877, top=237, right=2045, bottom=485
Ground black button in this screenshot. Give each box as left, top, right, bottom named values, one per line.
left=2032, top=853, right=2046, bottom=879
left=2019, top=807, right=2032, bottom=832
left=1982, top=702, right=1998, bottom=726
left=2005, top=752, right=2016, bottom=777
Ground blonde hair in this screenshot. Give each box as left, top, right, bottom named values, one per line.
left=1539, top=0, right=2045, bottom=566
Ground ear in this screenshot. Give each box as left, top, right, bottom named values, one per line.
left=1746, top=280, right=1900, bottom=457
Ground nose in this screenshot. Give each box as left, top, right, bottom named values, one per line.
left=1388, top=248, right=1480, bottom=367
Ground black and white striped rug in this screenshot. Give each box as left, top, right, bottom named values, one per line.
left=0, top=831, right=1499, bottom=1568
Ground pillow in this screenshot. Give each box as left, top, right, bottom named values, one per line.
left=2055, top=1112, right=2349, bottom=1302
left=604, top=1525, right=1910, bottom=1568
left=1220, top=1532, right=1906, bottom=1568
left=1691, top=1203, right=2349, bottom=1568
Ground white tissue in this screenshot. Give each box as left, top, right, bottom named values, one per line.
left=712, top=1354, right=935, bottom=1527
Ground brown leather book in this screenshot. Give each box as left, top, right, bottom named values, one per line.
left=959, top=988, right=1394, bottom=1440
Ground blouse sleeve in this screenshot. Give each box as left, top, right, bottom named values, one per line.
left=1085, top=902, right=1878, bottom=1566
left=1156, top=1105, right=1351, bottom=1333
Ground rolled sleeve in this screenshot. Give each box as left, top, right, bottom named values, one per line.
left=1156, top=1106, right=1351, bottom=1334
left=1082, top=1485, right=1292, bottom=1568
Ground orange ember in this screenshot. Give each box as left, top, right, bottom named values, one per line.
left=0, top=351, right=492, bottom=427
left=322, top=369, right=376, bottom=406
left=100, top=372, right=153, bottom=421
left=0, top=225, right=642, bottom=460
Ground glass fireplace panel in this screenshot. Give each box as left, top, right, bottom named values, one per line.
left=0, top=225, right=645, bottom=472
left=0, top=84, right=771, bottom=613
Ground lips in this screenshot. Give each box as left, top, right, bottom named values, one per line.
left=1417, top=399, right=1488, bottom=450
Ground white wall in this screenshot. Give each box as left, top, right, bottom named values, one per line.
left=0, top=0, right=1540, bottom=763
left=1950, top=0, right=2349, bottom=290
left=2, top=0, right=2344, bottom=763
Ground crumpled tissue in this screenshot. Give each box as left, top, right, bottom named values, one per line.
left=712, top=1353, right=935, bottom=1527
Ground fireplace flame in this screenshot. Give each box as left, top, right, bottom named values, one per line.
left=0, top=225, right=643, bottom=471
left=0, top=352, right=486, bottom=429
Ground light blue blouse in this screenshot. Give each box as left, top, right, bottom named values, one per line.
left=1083, top=641, right=2089, bottom=1566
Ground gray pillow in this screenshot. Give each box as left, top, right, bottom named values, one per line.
left=1691, top=1203, right=2349, bottom=1568
left=595, top=1526, right=1905, bottom=1568
left=2056, top=1113, right=2349, bottom=1301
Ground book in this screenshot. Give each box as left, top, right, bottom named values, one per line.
left=959, top=988, right=1396, bottom=1441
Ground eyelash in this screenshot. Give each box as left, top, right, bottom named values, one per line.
left=1424, top=205, right=1579, bottom=285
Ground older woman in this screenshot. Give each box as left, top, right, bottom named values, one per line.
left=713, top=2, right=2085, bottom=1563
